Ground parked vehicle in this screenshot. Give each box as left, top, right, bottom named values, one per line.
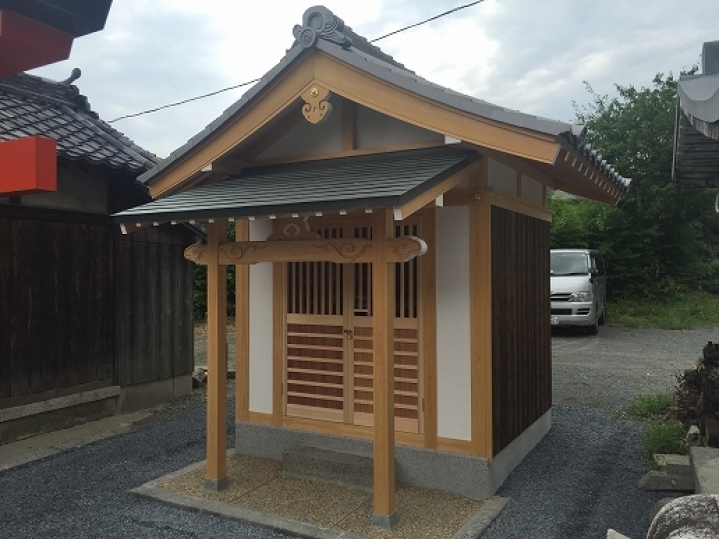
left=550, top=249, right=607, bottom=334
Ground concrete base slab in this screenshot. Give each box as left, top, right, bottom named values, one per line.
left=131, top=451, right=510, bottom=539
left=370, top=511, right=399, bottom=531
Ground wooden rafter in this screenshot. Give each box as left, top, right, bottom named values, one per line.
left=184, top=236, right=427, bottom=265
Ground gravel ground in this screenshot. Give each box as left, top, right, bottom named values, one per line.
left=552, top=324, right=718, bottom=414
left=1, top=325, right=715, bottom=538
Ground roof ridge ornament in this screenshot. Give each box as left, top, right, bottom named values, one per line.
left=293, top=6, right=353, bottom=49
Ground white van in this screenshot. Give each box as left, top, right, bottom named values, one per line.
left=550, top=249, right=607, bottom=334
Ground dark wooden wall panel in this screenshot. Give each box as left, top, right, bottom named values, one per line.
left=491, top=207, right=551, bottom=455
left=115, top=225, right=194, bottom=386
left=0, top=217, right=115, bottom=403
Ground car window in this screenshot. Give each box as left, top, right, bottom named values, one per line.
left=550, top=253, right=589, bottom=276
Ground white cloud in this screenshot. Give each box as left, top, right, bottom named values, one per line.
left=28, top=0, right=719, bottom=156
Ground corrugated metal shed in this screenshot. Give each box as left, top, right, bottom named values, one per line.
left=114, top=147, right=479, bottom=223
left=0, top=72, right=158, bottom=173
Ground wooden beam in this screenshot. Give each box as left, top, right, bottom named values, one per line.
left=371, top=207, right=398, bottom=529
left=470, top=160, right=493, bottom=459
left=394, top=161, right=479, bottom=220
left=185, top=236, right=428, bottom=265
left=342, top=99, right=357, bottom=151
left=444, top=188, right=552, bottom=223
left=235, top=219, right=250, bottom=423
left=205, top=219, right=228, bottom=490
left=314, top=52, right=561, bottom=165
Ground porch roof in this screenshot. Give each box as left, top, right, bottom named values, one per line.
left=113, top=147, right=479, bottom=224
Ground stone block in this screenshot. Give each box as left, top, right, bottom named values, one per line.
left=637, top=470, right=694, bottom=492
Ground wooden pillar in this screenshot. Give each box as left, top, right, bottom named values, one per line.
left=370, top=207, right=399, bottom=530
left=235, top=219, right=250, bottom=423
left=205, top=219, right=228, bottom=491
left=470, top=159, right=493, bottom=459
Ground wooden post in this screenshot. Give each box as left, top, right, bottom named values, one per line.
left=370, top=208, right=399, bottom=530
left=206, top=219, right=228, bottom=490
left=470, top=159, right=493, bottom=459
left=235, top=219, right=250, bottom=422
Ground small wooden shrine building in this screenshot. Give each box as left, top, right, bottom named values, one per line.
left=115, top=6, right=629, bottom=528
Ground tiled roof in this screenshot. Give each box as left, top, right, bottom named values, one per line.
left=115, top=147, right=479, bottom=223
left=0, top=72, right=158, bottom=173
left=138, top=6, right=629, bottom=196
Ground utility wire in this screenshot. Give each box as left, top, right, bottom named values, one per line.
left=108, top=1, right=484, bottom=123
left=369, top=0, right=483, bottom=43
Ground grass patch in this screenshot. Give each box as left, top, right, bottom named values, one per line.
left=610, top=291, right=719, bottom=329
left=623, top=394, right=675, bottom=419
left=642, top=420, right=688, bottom=457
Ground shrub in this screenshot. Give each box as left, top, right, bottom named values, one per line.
left=642, top=420, right=687, bottom=457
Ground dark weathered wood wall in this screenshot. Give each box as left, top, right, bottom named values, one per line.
left=0, top=210, right=115, bottom=404
left=491, top=206, right=551, bottom=455
left=115, top=226, right=195, bottom=386
left=0, top=205, right=195, bottom=407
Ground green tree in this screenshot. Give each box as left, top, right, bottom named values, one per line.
left=551, top=73, right=719, bottom=298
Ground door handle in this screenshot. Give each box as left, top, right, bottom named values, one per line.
left=343, top=329, right=354, bottom=340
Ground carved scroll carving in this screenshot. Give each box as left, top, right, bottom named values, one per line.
left=301, top=85, right=332, bottom=124
left=267, top=216, right=321, bottom=241
left=184, top=236, right=427, bottom=265
left=292, top=6, right=353, bottom=49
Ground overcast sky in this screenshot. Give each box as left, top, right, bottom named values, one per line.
left=31, top=0, right=719, bottom=159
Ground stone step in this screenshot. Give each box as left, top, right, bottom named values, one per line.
left=654, top=454, right=692, bottom=477
left=282, top=445, right=374, bottom=490
left=690, top=446, right=719, bottom=494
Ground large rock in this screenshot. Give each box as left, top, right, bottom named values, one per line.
left=646, top=494, right=719, bottom=539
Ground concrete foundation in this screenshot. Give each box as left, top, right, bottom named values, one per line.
left=116, top=374, right=192, bottom=413
left=0, top=374, right=192, bottom=445
left=236, top=409, right=552, bottom=500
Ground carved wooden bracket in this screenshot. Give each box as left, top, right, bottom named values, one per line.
left=185, top=236, right=427, bottom=265
left=302, top=85, right=332, bottom=124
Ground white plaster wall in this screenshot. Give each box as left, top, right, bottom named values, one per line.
left=257, top=97, right=343, bottom=160
left=249, top=219, right=274, bottom=414
left=521, top=175, right=544, bottom=206
left=357, top=105, right=442, bottom=149
left=487, top=158, right=517, bottom=195
left=435, top=206, right=472, bottom=441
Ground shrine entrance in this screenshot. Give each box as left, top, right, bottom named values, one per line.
left=282, top=216, right=422, bottom=433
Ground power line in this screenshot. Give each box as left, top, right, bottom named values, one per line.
left=108, top=1, right=484, bottom=123
left=370, top=0, right=484, bottom=43
left=108, top=78, right=260, bottom=123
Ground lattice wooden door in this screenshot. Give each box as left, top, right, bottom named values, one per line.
left=283, top=217, right=421, bottom=433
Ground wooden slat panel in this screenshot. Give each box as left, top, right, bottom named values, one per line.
left=491, top=206, right=551, bottom=455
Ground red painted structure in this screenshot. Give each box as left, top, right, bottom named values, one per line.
left=0, top=136, right=57, bottom=195
left=0, top=10, right=73, bottom=78
left=0, top=0, right=112, bottom=196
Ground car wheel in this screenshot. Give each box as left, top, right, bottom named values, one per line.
left=586, top=320, right=598, bottom=335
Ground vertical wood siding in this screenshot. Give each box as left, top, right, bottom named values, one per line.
left=115, top=226, right=194, bottom=386
left=0, top=216, right=115, bottom=402
left=491, top=206, right=551, bottom=455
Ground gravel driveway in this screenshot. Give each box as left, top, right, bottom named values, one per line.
left=552, top=324, right=718, bottom=414
left=2, top=325, right=716, bottom=538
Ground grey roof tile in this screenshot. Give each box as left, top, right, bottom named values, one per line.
left=117, top=147, right=479, bottom=223
left=0, top=72, right=158, bottom=173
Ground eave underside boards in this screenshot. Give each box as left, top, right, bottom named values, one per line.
left=113, top=148, right=480, bottom=227
left=674, top=112, right=719, bottom=187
